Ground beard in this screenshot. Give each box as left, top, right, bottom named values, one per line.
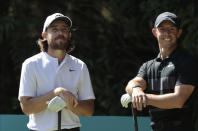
left=49, top=35, right=69, bottom=50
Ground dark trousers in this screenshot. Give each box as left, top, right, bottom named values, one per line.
left=30, top=127, right=80, bottom=131
left=151, top=121, right=194, bottom=131
left=152, top=126, right=194, bottom=131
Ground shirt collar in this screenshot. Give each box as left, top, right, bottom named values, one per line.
left=62, top=54, right=69, bottom=65
left=42, top=52, right=69, bottom=65
left=43, top=52, right=58, bottom=61
left=155, top=47, right=181, bottom=61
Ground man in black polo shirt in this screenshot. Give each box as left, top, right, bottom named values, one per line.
left=122, top=12, right=198, bottom=131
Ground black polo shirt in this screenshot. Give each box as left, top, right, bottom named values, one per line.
left=137, top=47, right=198, bottom=122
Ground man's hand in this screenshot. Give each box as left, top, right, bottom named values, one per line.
left=54, top=87, right=78, bottom=110
left=59, top=91, right=78, bottom=110
left=121, top=93, right=132, bottom=108
left=132, top=87, right=147, bottom=111
left=47, top=96, right=66, bottom=112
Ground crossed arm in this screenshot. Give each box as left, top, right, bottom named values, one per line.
left=19, top=87, right=94, bottom=116
left=125, top=77, right=195, bottom=111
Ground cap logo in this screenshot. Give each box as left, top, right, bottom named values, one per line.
left=55, top=14, right=62, bottom=18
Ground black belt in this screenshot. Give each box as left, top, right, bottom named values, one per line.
left=30, top=127, right=80, bottom=131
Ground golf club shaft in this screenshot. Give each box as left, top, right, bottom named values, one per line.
left=132, top=105, right=138, bottom=131
left=58, top=111, right=61, bottom=131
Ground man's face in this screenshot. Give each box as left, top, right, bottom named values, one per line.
left=44, top=20, right=71, bottom=51
left=153, top=20, right=182, bottom=50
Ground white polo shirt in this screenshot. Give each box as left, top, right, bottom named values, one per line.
left=18, top=52, right=95, bottom=131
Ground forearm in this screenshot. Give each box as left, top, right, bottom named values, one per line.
left=20, top=90, right=56, bottom=115
left=146, top=85, right=195, bottom=109
left=146, top=93, right=184, bottom=109
left=68, top=99, right=94, bottom=117
left=125, top=77, right=147, bottom=95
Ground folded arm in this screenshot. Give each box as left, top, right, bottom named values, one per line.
left=19, top=87, right=72, bottom=115
left=66, top=99, right=94, bottom=117
left=125, top=77, right=195, bottom=110
left=19, top=90, right=56, bottom=115
left=146, top=84, right=194, bottom=109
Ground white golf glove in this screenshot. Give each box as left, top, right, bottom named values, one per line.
left=120, top=93, right=132, bottom=108
left=47, top=96, right=67, bottom=112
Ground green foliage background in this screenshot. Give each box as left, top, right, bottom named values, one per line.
left=0, top=0, right=198, bottom=124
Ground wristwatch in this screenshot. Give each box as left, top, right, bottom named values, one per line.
left=132, top=86, right=141, bottom=91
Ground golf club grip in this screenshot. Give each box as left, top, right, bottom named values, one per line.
left=58, top=111, right=61, bottom=131
left=132, top=105, right=138, bottom=131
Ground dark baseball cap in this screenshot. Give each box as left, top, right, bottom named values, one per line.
left=42, top=13, right=72, bottom=32
left=154, top=12, right=180, bottom=28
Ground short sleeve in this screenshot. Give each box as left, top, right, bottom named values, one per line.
left=176, top=58, right=198, bottom=86
left=18, top=60, right=37, bottom=101
left=136, top=62, right=148, bottom=80
left=77, top=64, right=95, bottom=100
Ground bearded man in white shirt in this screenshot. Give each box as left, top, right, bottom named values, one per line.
left=18, top=13, right=95, bottom=131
